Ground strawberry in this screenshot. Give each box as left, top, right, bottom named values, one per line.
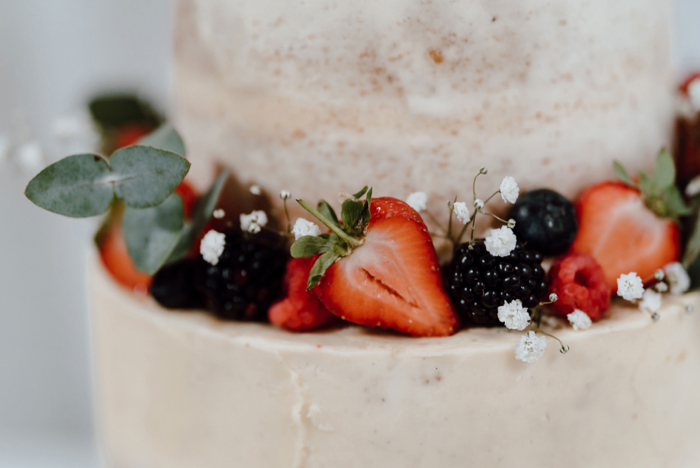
left=679, top=72, right=700, bottom=96
left=269, top=258, right=340, bottom=331
left=113, top=123, right=157, bottom=150
left=291, top=188, right=458, bottom=337
left=548, top=253, right=611, bottom=321
left=174, top=179, right=198, bottom=219
left=569, top=150, right=686, bottom=290
left=98, top=220, right=152, bottom=293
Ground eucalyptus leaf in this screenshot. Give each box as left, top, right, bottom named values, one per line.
left=613, top=161, right=636, bottom=188
left=307, top=251, right=340, bottom=290
left=110, top=146, right=190, bottom=209
left=24, top=154, right=114, bottom=218
left=651, top=149, right=675, bottom=194
left=317, top=200, right=339, bottom=227
left=291, top=236, right=332, bottom=258
left=123, top=193, right=184, bottom=274
left=166, top=170, right=230, bottom=264
left=137, top=123, right=186, bottom=157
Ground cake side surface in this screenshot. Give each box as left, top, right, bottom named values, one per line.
left=175, top=0, right=675, bottom=217
left=90, top=257, right=700, bottom=468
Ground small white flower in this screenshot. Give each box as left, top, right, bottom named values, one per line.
left=664, top=262, right=690, bottom=295
left=479, top=167, right=488, bottom=175
left=549, top=293, right=558, bottom=303
left=515, top=331, right=547, bottom=363
left=240, top=210, right=268, bottom=233
left=567, top=309, right=592, bottom=331
left=685, top=176, right=700, bottom=197
left=292, top=218, right=322, bottom=240
left=497, top=299, right=530, bottom=331
left=689, top=78, right=700, bottom=112
left=249, top=185, right=261, bottom=195
left=499, top=176, right=519, bottom=204
left=655, top=282, right=669, bottom=293
left=213, top=209, right=225, bottom=219
left=453, top=202, right=471, bottom=224
left=474, top=199, right=485, bottom=210
left=406, top=192, right=428, bottom=212
left=654, top=269, right=665, bottom=281
left=15, top=141, right=45, bottom=174
left=484, top=226, right=517, bottom=257
left=200, top=230, right=226, bottom=265
left=280, top=190, right=291, bottom=200
left=507, top=218, right=516, bottom=228
left=639, top=289, right=662, bottom=314
left=616, top=272, right=644, bottom=301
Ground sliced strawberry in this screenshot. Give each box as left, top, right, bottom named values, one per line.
left=98, top=221, right=152, bottom=293
left=269, top=258, right=340, bottom=332
left=312, top=198, right=457, bottom=337
left=174, top=179, right=198, bottom=219
left=569, top=181, right=680, bottom=290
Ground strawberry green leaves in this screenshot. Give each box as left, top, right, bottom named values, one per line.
left=137, top=123, right=186, bottom=156
left=123, top=194, right=184, bottom=274
left=292, top=187, right=371, bottom=290
left=25, top=146, right=190, bottom=218
left=614, top=149, right=690, bottom=221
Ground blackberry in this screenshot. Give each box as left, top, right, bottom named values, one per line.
left=445, top=241, right=548, bottom=327
left=151, top=259, right=203, bottom=309
left=194, top=230, right=288, bottom=321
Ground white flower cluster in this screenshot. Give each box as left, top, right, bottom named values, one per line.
left=453, top=202, right=471, bottom=224
left=616, top=263, right=690, bottom=319
left=240, top=210, right=268, bottom=234
left=484, top=226, right=517, bottom=257
left=200, top=229, right=226, bottom=265
left=406, top=192, right=428, bottom=212
left=497, top=299, right=530, bottom=331
left=292, top=218, right=322, bottom=240
left=515, top=331, right=547, bottom=364
left=664, top=262, right=690, bottom=295
left=499, top=176, right=519, bottom=204
left=567, top=309, right=592, bottom=331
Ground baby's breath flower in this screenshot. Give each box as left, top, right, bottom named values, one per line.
left=515, top=331, right=547, bottom=363
left=474, top=199, right=485, bottom=210
left=280, top=190, right=291, bottom=200
left=406, top=192, right=428, bottom=212
left=484, top=226, right=517, bottom=257
left=639, top=289, right=662, bottom=314
left=567, top=309, right=592, bottom=331
left=617, top=272, right=644, bottom=301
left=499, top=176, right=519, bottom=204
left=664, top=262, right=690, bottom=295
left=453, top=202, right=471, bottom=224
left=200, top=230, right=226, bottom=265
left=240, top=210, right=268, bottom=233
left=213, top=209, right=225, bottom=219
left=249, top=185, right=261, bottom=195
left=292, top=218, right=322, bottom=240
left=497, top=299, right=530, bottom=331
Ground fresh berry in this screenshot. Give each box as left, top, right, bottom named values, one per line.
left=150, top=259, right=202, bottom=309
left=194, top=230, right=288, bottom=321
left=508, top=189, right=577, bottom=255
left=304, top=196, right=457, bottom=337
left=114, top=123, right=156, bottom=150
left=269, top=258, right=340, bottom=331
left=98, top=221, right=152, bottom=293
left=445, top=241, right=548, bottom=327
left=569, top=181, right=681, bottom=289
left=548, top=253, right=611, bottom=321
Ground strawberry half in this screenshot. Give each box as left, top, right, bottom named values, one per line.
left=291, top=189, right=457, bottom=337
left=569, top=151, right=686, bottom=289
left=269, top=257, right=340, bottom=332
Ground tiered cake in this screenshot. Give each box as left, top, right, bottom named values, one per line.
left=90, top=0, right=700, bottom=467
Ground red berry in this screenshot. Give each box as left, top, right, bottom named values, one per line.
left=548, top=253, right=611, bottom=321
left=113, top=123, right=156, bottom=150
left=174, top=179, right=198, bottom=219
left=98, top=221, right=152, bottom=294
left=269, top=258, right=340, bottom=332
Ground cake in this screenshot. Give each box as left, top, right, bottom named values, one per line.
left=23, top=0, right=700, bottom=467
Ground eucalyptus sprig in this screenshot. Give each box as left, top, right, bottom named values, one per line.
left=291, top=186, right=372, bottom=290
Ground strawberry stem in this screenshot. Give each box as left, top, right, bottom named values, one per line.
left=297, top=199, right=363, bottom=248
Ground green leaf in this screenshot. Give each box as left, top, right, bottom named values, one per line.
left=664, top=186, right=692, bottom=218
left=24, top=154, right=114, bottom=218
left=639, top=172, right=653, bottom=197
left=110, top=146, right=190, bottom=209
left=341, top=198, right=364, bottom=233
left=360, top=187, right=373, bottom=226
left=317, top=200, right=339, bottom=227
left=307, top=251, right=340, bottom=290
left=122, top=193, right=184, bottom=274
left=651, top=148, right=675, bottom=194
left=137, top=124, right=186, bottom=157
left=291, top=236, right=332, bottom=258
left=166, top=170, right=230, bottom=264
left=613, top=161, right=636, bottom=188
left=352, top=186, right=369, bottom=199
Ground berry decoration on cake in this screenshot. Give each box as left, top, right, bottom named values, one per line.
left=547, top=253, right=611, bottom=321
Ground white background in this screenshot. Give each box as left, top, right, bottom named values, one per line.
left=0, top=1, right=699, bottom=467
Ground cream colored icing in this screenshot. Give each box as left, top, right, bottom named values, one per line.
left=174, top=0, right=675, bottom=225
left=90, top=258, right=700, bottom=467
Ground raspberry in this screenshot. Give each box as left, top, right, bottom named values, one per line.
left=269, top=258, right=340, bottom=331
left=194, top=230, right=288, bottom=321
left=445, top=241, right=548, bottom=327
left=548, top=253, right=611, bottom=321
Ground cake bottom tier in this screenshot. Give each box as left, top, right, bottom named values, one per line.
left=89, top=258, right=700, bottom=468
